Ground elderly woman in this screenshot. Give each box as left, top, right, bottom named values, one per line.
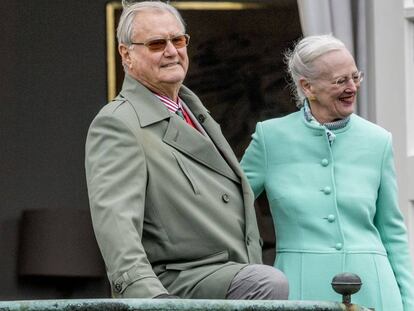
left=241, top=34, right=414, bottom=311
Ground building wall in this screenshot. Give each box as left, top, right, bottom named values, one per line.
left=367, top=0, right=414, bottom=262
left=0, top=0, right=110, bottom=299
left=403, top=0, right=414, bottom=264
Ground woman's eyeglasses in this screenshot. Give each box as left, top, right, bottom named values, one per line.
left=332, top=71, right=364, bottom=87
left=130, top=34, right=190, bottom=52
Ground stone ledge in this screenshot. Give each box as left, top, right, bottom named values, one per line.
left=0, top=298, right=372, bottom=311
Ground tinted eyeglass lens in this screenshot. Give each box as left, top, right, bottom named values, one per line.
left=145, top=35, right=189, bottom=52
left=171, top=35, right=188, bottom=48
left=146, top=39, right=168, bottom=52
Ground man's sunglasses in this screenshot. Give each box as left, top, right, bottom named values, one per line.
left=130, top=34, right=190, bottom=52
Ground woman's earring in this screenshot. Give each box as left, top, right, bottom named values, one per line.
left=308, top=95, right=316, bottom=101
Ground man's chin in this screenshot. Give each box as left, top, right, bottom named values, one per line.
left=160, top=74, right=186, bottom=85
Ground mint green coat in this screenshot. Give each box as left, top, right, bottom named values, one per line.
left=241, top=110, right=414, bottom=311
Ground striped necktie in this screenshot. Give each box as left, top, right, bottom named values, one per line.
left=153, top=93, right=197, bottom=129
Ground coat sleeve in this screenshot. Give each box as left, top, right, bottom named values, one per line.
left=374, top=134, right=414, bottom=310
left=240, top=122, right=267, bottom=198
left=85, top=112, right=168, bottom=298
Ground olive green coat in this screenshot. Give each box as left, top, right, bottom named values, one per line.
left=85, top=75, right=262, bottom=299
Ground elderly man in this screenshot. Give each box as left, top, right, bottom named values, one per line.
left=85, top=1, right=288, bottom=299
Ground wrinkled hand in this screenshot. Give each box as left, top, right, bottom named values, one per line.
left=154, top=293, right=180, bottom=299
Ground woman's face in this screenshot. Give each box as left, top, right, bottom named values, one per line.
left=301, top=49, right=361, bottom=123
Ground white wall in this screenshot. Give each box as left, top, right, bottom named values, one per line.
left=367, top=0, right=414, bottom=262
left=404, top=0, right=414, bottom=262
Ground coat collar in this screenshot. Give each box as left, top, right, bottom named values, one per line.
left=300, top=107, right=353, bottom=135
left=119, top=74, right=171, bottom=127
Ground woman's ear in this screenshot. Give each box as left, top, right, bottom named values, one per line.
left=299, top=77, right=314, bottom=99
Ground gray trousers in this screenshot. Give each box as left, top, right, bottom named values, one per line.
left=226, top=264, right=289, bottom=300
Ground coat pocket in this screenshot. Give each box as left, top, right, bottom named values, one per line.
left=172, top=151, right=200, bottom=194
left=166, top=250, right=229, bottom=271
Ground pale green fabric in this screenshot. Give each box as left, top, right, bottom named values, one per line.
left=85, top=75, right=262, bottom=299
left=241, top=109, right=414, bottom=311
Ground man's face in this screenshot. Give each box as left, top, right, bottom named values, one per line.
left=120, top=10, right=189, bottom=95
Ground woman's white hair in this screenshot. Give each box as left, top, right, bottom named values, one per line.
left=117, top=1, right=186, bottom=46
left=284, top=34, right=346, bottom=107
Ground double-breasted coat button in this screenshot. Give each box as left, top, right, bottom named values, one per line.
left=327, top=214, right=336, bottom=222
left=335, top=243, right=343, bottom=250
left=222, top=193, right=230, bottom=203
left=321, top=158, right=329, bottom=166
left=114, top=282, right=122, bottom=293
left=322, top=186, right=332, bottom=194
left=197, top=114, right=206, bottom=123
left=246, top=236, right=251, bottom=245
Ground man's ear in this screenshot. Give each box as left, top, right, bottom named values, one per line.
left=119, top=44, right=132, bottom=70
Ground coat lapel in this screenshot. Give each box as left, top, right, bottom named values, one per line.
left=119, top=75, right=240, bottom=183
left=179, top=86, right=244, bottom=182
left=163, top=116, right=239, bottom=183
